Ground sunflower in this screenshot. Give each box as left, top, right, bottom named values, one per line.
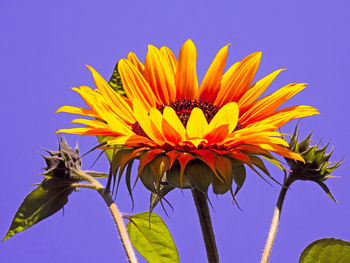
left=56, top=39, right=319, bottom=195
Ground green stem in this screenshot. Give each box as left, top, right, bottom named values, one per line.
left=260, top=177, right=293, bottom=263
left=74, top=169, right=138, bottom=263
left=191, top=187, right=219, bottom=263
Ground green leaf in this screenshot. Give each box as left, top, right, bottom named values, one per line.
left=126, top=212, right=179, bottom=263
left=108, top=61, right=125, bottom=96
left=299, top=238, right=350, bottom=263
left=3, top=178, right=73, bottom=241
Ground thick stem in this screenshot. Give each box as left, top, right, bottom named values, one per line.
left=260, top=178, right=293, bottom=263
left=191, top=187, right=219, bottom=263
left=74, top=170, right=138, bottom=263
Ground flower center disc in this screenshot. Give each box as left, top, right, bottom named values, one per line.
left=132, top=99, right=220, bottom=137
left=159, top=99, right=220, bottom=126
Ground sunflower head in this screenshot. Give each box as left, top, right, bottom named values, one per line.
left=56, top=39, right=320, bottom=200
left=285, top=127, right=342, bottom=201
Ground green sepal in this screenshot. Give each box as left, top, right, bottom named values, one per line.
left=96, top=136, right=117, bottom=163
left=260, top=154, right=285, bottom=170
left=85, top=170, right=109, bottom=178
left=186, top=160, right=213, bottom=192
left=167, top=163, right=191, bottom=189
left=149, top=155, right=171, bottom=191
left=3, top=178, right=74, bottom=241
left=315, top=181, right=337, bottom=203
left=298, top=133, right=312, bottom=153
left=126, top=212, right=179, bottom=263
left=125, top=159, right=135, bottom=207
left=140, top=164, right=157, bottom=192
left=299, top=238, right=350, bottom=263
left=109, top=149, right=133, bottom=193
left=231, top=160, right=246, bottom=198
left=149, top=178, right=175, bottom=215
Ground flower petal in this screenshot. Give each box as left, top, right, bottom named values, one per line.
left=162, top=106, right=187, bottom=139
left=160, top=46, right=177, bottom=77
left=55, top=106, right=98, bottom=118
left=118, top=59, right=157, bottom=109
left=247, top=105, right=320, bottom=130
left=86, top=65, right=136, bottom=124
left=144, top=45, right=176, bottom=104
left=133, top=99, right=163, bottom=144
left=149, top=108, right=166, bottom=143
left=258, top=143, right=305, bottom=163
left=208, top=102, right=239, bottom=134
left=127, top=52, right=145, bottom=73
left=175, top=39, right=198, bottom=100
left=240, top=83, right=307, bottom=126
left=198, top=44, right=229, bottom=103
left=215, top=51, right=262, bottom=106
left=186, top=108, right=208, bottom=138
left=107, top=134, right=156, bottom=147
left=205, top=124, right=229, bottom=143
left=238, top=69, right=286, bottom=110
left=56, top=127, right=117, bottom=136
left=162, top=118, right=183, bottom=144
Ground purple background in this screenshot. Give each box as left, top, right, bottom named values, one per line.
left=1, top=1, right=349, bottom=262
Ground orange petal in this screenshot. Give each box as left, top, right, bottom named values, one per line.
left=160, top=46, right=177, bottom=77
left=258, top=143, right=305, bottom=163
left=118, top=59, right=157, bottom=109
left=162, top=106, right=187, bottom=139
left=107, top=134, right=155, bottom=147
left=149, top=108, right=166, bottom=143
left=127, top=52, right=145, bottom=73
left=198, top=44, right=229, bottom=103
left=205, top=124, right=229, bottom=143
left=71, top=87, right=105, bottom=118
left=55, top=106, right=98, bottom=118
left=162, top=117, right=183, bottom=144
left=186, top=107, right=208, bottom=138
left=177, top=152, right=195, bottom=187
left=208, top=102, right=239, bottom=134
left=56, top=127, right=118, bottom=136
left=215, top=51, right=262, bottom=106
left=71, top=118, right=110, bottom=129
left=221, top=62, right=239, bottom=85
left=133, top=99, right=163, bottom=144
left=240, top=83, right=307, bottom=126
left=238, top=69, right=286, bottom=111
left=103, top=111, right=134, bottom=135
left=144, top=45, right=176, bottom=104
left=175, top=39, right=198, bottom=100
left=86, top=65, right=136, bottom=124
left=248, top=105, right=320, bottom=130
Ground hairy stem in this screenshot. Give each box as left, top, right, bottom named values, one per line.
left=74, top=169, right=138, bottom=263
left=191, top=187, right=219, bottom=263
left=260, top=177, right=293, bottom=263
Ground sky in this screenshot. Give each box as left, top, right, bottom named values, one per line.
left=1, top=0, right=350, bottom=262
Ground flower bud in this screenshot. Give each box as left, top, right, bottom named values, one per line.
left=285, top=127, right=342, bottom=201
left=41, top=138, right=82, bottom=182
